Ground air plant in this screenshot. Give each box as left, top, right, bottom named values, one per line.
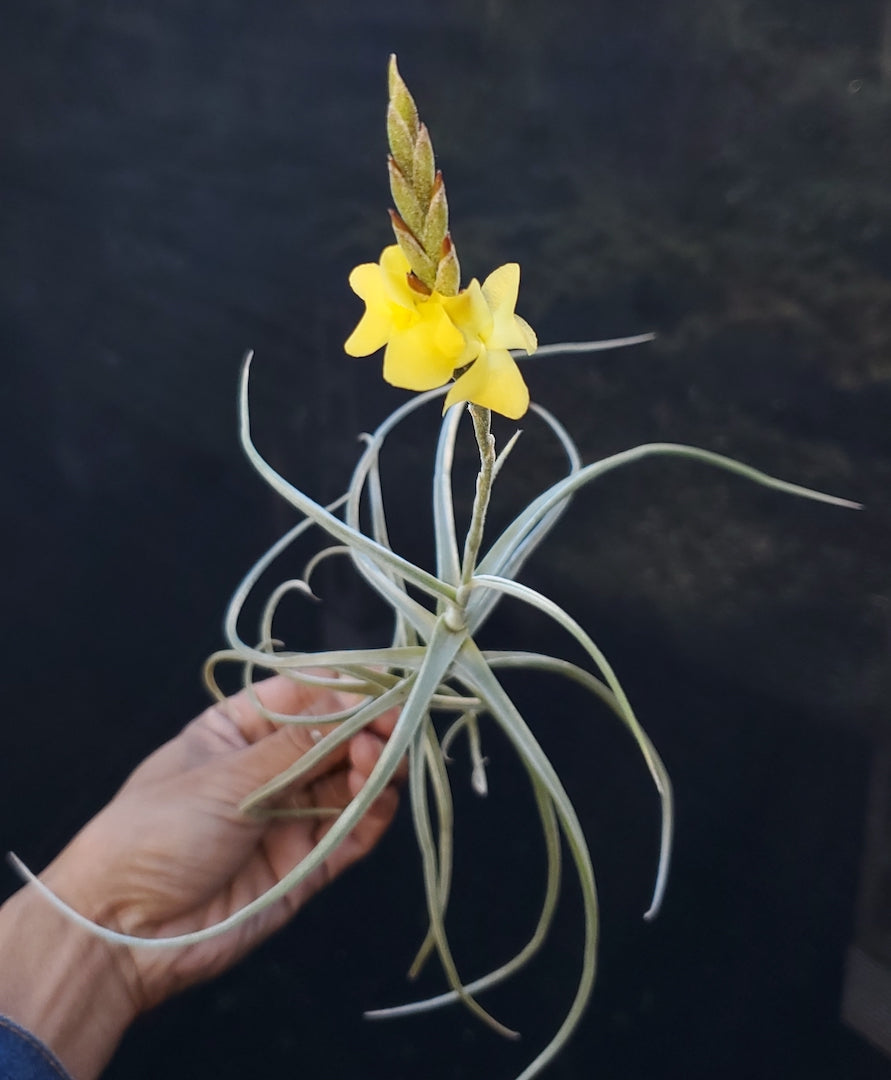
left=11, top=56, right=860, bottom=1080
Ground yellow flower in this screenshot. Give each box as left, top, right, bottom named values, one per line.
left=441, top=263, right=537, bottom=420
left=345, top=245, right=465, bottom=391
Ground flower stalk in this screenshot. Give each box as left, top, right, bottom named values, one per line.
left=461, top=404, right=497, bottom=587
left=443, top=402, right=497, bottom=633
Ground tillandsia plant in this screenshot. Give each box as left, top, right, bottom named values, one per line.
left=12, top=56, right=861, bottom=1080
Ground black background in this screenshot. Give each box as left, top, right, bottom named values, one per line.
left=2, top=2, right=890, bottom=1078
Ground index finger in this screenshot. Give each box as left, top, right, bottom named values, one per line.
left=218, top=672, right=369, bottom=743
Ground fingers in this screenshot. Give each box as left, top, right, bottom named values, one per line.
left=348, top=729, right=391, bottom=779
left=264, top=728, right=400, bottom=820
left=212, top=674, right=350, bottom=746
left=256, top=728, right=401, bottom=891
left=229, top=721, right=352, bottom=803
left=349, top=728, right=408, bottom=786
left=366, top=704, right=401, bottom=740
left=311, top=732, right=402, bottom=881
left=117, top=677, right=339, bottom=791
left=135, top=673, right=406, bottom=814
left=218, top=675, right=405, bottom=800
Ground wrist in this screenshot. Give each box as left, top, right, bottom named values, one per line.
left=0, top=879, right=139, bottom=1080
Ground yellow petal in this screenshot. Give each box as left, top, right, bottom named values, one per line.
left=482, top=263, right=536, bottom=352
left=345, top=249, right=419, bottom=356
left=348, top=262, right=388, bottom=305
left=443, top=346, right=530, bottom=419
left=480, top=263, right=520, bottom=315
left=425, top=297, right=466, bottom=360
left=383, top=300, right=465, bottom=391
left=345, top=307, right=392, bottom=356
left=512, top=313, right=538, bottom=354
left=379, top=244, right=415, bottom=306
left=443, top=278, right=493, bottom=341
left=380, top=244, right=412, bottom=276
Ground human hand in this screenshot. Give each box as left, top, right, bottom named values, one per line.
left=0, top=676, right=402, bottom=1078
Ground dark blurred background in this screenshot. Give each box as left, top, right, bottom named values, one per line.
left=2, top=2, right=890, bottom=1078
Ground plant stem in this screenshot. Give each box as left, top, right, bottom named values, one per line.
left=460, top=404, right=496, bottom=588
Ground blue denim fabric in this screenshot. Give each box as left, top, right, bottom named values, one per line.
left=0, top=1016, right=72, bottom=1080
